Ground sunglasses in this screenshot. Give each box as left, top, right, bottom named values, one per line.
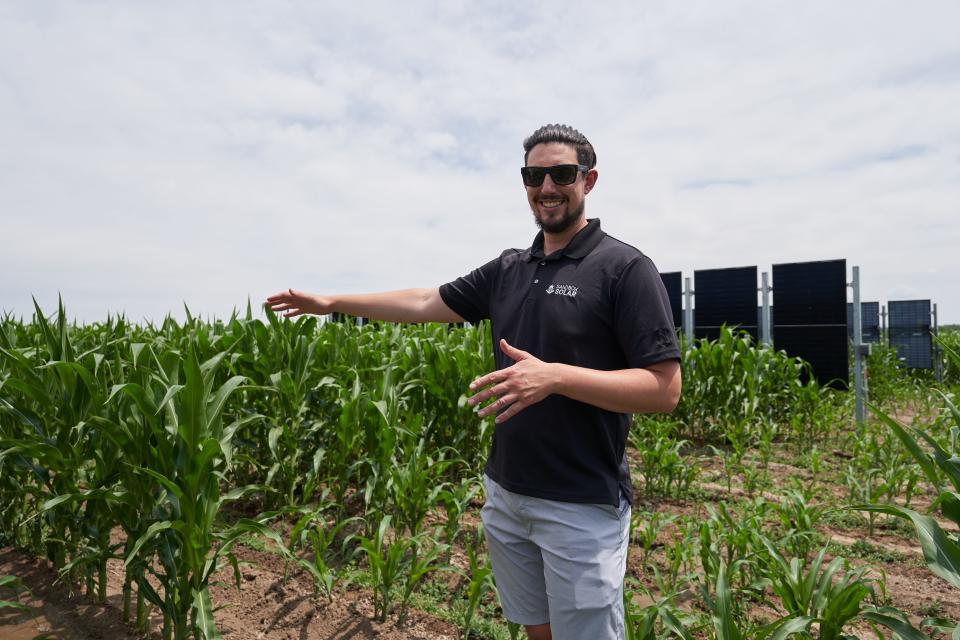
left=520, top=164, right=589, bottom=187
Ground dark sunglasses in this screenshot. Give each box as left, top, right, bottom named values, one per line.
left=520, top=164, right=589, bottom=187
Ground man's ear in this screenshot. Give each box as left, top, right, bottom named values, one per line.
left=584, top=169, right=598, bottom=194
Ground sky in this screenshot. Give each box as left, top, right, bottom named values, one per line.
left=2, top=1, right=958, bottom=325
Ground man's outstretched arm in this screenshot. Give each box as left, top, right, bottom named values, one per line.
left=264, top=287, right=465, bottom=324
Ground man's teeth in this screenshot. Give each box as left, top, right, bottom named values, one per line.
left=539, top=199, right=565, bottom=208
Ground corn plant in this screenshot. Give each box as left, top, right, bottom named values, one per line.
left=387, top=424, right=456, bottom=536
left=457, top=523, right=496, bottom=640
left=630, top=418, right=698, bottom=497
left=435, top=475, right=482, bottom=554
left=856, top=342, right=960, bottom=637
left=775, top=490, right=826, bottom=561
left=397, top=536, right=446, bottom=626
left=672, top=326, right=821, bottom=446
left=698, top=500, right=769, bottom=596
left=631, top=510, right=677, bottom=569
left=759, top=537, right=924, bottom=640
left=289, top=497, right=358, bottom=602
left=115, top=343, right=284, bottom=640
left=357, top=514, right=411, bottom=622
left=623, top=577, right=694, bottom=640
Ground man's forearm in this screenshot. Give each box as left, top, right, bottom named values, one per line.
left=551, top=362, right=681, bottom=414
left=329, top=288, right=463, bottom=324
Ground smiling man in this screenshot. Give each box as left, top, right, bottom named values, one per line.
left=266, top=124, right=681, bottom=639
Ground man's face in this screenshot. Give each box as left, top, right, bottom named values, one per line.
left=524, top=142, right=597, bottom=234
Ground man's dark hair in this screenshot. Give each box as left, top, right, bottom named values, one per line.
left=523, top=124, right=597, bottom=169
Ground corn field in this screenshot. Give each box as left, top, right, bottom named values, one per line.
left=1, top=300, right=959, bottom=640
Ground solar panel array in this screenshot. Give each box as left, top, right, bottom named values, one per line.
left=694, top=266, right=758, bottom=341
left=846, top=302, right=881, bottom=343
left=772, top=259, right=848, bottom=388
left=659, top=271, right=683, bottom=331
left=888, top=300, right=932, bottom=368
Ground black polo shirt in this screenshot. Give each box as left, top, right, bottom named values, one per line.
left=439, top=218, right=680, bottom=507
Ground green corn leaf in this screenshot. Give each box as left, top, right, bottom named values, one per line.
left=762, top=616, right=814, bottom=640
left=0, top=598, right=29, bottom=613
left=155, top=383, right=185, bottom=415
left=125, top=520, right=175, bottom=569
left=856, top=503, right=960, bottom=588
left=658, top=606, right=694, bottom=640
left=40, top=488, right=132, bottom=512
left=861, top=611, right=929, bottom=640
left=106, top=382, right=157, bottom=416
left=137, top=466, right=186, bottom=504
left=713, top=562, right=742, bottom=640
left=866, top=403, right=941, bottom=489
left=206, top=375, right=247, bottom=433
left=192, top=586, right=221, bottom=639
left=181, top=344, right=207, bottom=450
left=221, top=484, right=271, bottom=504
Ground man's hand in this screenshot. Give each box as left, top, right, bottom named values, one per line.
left=264, top=288, right=330, bottom=318
left=467, top=339, right=558, bottom=424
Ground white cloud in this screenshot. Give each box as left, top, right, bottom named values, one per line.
left=1, top=0, right=958, bottom=324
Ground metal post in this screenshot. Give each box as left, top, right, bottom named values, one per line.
left=760, top=272, right=772, bottom=347
left=683, top=277, right=694, bottom=346
left=851, top=266, right=865, bottom=428
left=933, top=303, right=942, bottom=384
left=880, top=305, right=887, bottom=345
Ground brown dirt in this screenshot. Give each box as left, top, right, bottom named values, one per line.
left=0, top=548, right=141, bottom=640
left=6, top=416, right=960, bottom=639
left=0, top=544, right=459, bottom=640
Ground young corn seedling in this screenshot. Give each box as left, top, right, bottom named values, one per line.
left=357, top=514, right=412, bottom=623
left=456, top=523, right=496, bottom=640
left=776, top=491, right=827, bottom=561
left=289, top=499, right=358, bottom=602
left=388, top=424, right=454, bottom=537
left=397, top=535, right=446, bottom=627
left=855, top=343, right=960, bottom=639
left=630, top=510, right=676, bottom=569
left=759, top=536, right=923, bottom=640
left=623, top=576, right=694, bottom=640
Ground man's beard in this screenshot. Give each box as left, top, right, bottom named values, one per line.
left=532, top=200, right=584, bottom=234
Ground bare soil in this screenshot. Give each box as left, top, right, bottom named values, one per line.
left=3, top=434, right=959, bottom=639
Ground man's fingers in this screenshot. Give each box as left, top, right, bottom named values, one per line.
left=469, top=370, right=507, bottom=391
left=499, top=339, right=530, bottom=361
left=467, top=382, right=509, bottom=407
left=478, top=393, right=518, bottom=418
left=494, top=398, right=527, bottom=423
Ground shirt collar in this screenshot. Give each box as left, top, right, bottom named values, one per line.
left=527, top=218, right=605, bottom=262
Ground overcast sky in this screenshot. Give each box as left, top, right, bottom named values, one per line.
left=2, top=1, right=958, bottom=325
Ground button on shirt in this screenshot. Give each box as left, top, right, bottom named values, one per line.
left=439, top=219, right=680, bottom=506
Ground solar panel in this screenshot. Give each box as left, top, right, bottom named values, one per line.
left=847, top=302, right=881, bottom=343
left=659, top=271, right=683, bottom=331
left=694, top=266, right=758, bottom=341
left=888, top=300, right=932, bottom=368
left=772, top=259, right=848, bottom=388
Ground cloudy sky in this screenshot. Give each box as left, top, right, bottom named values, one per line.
left=2, top=1, right=958, bottom=324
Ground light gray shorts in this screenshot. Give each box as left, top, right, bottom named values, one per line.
left=481, top=474, right=631, bottom=639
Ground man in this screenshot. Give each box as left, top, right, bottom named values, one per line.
left=266, top=123, right=681, bottom=639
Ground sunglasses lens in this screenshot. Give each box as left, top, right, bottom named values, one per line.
left=551, top=165, right=578, bottom=185
left=521, top=167, right=546, bottom=187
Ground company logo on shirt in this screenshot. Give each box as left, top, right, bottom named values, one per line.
left=545, top=283, right=578, bottom=297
